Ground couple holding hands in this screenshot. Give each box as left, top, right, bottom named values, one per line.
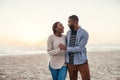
left=47, top=15, right=90, bottom=80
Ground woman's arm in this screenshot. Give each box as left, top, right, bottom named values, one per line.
left=47, top=36, right=61, bottom=56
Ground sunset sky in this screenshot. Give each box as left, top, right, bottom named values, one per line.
left=0, top=0, right=120, bottom=46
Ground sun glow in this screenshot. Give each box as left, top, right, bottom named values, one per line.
left=17, top=27, right=47, bottom=45
left=21, top=35, right=41, bottom=45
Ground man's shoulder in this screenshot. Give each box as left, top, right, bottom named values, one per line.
left=66, top=30, right=71, bottom=34
left=79, top=27, right=88, bottom=34
left=67, top=29, right=71, bottom=32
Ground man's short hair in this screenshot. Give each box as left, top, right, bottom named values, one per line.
left=69, top=15, right=79, bottom=22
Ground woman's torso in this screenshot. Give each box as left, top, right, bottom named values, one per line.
left=48, top=34, right=66, bottom=69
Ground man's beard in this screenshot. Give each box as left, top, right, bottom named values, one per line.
left=68, top=24, right=74, bottom=31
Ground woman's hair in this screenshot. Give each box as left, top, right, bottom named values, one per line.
left=52, top=22, right=60, bottom=34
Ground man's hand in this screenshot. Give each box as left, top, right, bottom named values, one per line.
left=58, top=44, right=67, bottom=50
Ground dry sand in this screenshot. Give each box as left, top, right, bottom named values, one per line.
left=0, top=51, right=120, bottom=80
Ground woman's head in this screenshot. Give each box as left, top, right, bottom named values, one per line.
left=52, top=22, right=64, bottom=34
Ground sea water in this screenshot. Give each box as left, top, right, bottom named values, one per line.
left=0, top=44, right=120, bottom=56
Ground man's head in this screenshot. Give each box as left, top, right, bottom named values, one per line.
left=68, top=15, right=79, bottom=31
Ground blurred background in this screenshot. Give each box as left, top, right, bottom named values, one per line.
left=0, top=0, right=120, bottom=55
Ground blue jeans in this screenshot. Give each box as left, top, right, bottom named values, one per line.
left=49, top=65, right=67, bottom=80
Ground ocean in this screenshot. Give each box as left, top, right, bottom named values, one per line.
left=87, top=44, right=120, bottom=52
left=0, top=45, right=47, bottom=56
left=0, top=44, right=120, bottom=56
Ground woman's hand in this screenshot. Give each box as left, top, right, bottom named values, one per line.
left=58, top=44, right=67, bottom=50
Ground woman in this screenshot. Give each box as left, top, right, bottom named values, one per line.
left=47, top=22, right=67, bottom=80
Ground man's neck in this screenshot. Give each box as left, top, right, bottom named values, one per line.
left=73, top=25, right=80, bottom=31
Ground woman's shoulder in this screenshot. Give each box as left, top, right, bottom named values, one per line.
left=48, top=34, right=54, bottom=40
left=48, top=34, right=66, bottom=39
left=48, top=34, right=54, bottom=38
left=62, top=34, right=66, bottom=38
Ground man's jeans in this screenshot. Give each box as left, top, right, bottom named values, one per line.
left=49, top=65, right=67, bottom=80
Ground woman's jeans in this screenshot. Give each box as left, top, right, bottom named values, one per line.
left=49, top=65, right=67, bottom=80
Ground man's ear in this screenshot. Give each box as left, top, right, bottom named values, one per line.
left=73, top=20, right=76, bottom=24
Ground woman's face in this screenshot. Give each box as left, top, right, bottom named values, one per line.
left=56, top=22, right=64, bottom=33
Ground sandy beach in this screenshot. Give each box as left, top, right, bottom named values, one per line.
left=0, top=51, right=120, bottom=80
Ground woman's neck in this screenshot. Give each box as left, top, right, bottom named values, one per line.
left=55, top=32, right=62, bottom=37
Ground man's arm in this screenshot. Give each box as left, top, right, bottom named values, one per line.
left=67, top=31, right=89, bottom=53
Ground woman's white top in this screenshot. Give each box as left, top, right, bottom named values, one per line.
left=47, top=34, right=66, bottom=69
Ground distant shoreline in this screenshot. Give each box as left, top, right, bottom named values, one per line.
left=0, top=50, right=120, bottom=57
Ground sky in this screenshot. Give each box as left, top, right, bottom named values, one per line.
left=0, top=0, right=120, bottom=46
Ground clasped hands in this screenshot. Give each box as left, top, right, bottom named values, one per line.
left=58, top=44, right=67, bottom=50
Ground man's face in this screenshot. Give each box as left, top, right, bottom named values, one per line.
left=68, top=18, right=75, bottom=30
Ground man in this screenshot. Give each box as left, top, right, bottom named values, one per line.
left=66, top=15, right=90, bottom=80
